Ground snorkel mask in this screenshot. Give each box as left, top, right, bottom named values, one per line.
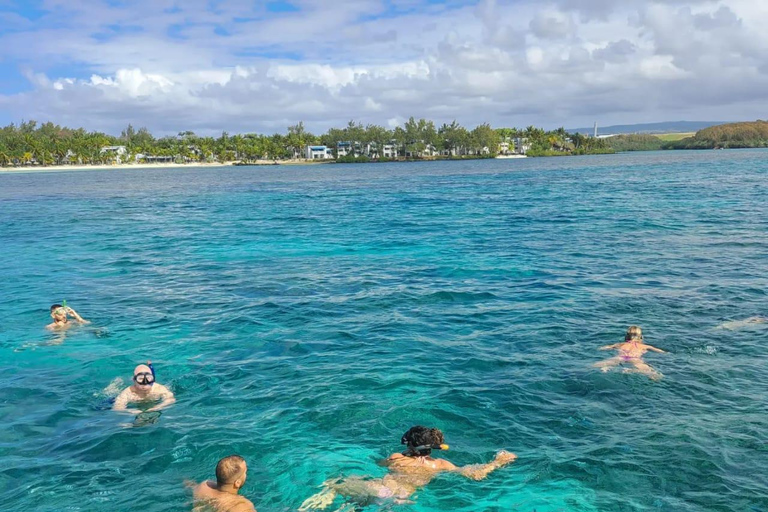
left=53, top=300, right=68, bottom=317
left=133, top=362, right=156, bottom=386
left=133, top=372, right=155, bottom=386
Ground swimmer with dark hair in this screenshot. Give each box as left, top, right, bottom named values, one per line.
left=191, top=455, right=256, bottom=512
left=46, top=302, right=89, bottom=330
left=593, top=326, right=667, bottom=380
left=299, top=425, right=517, bottom=510
left=112, top=362, right=175, bottom=414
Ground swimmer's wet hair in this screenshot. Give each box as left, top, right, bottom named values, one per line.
left=216, top=455, right=246, bottom=486
left=51, top=304, right=63, bottom=312
left=401, top=426, right=444, bottom=456
left=625, top=326, right=643, bottom=341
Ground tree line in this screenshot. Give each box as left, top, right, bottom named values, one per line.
left=0, top=118, right=614, bottom=167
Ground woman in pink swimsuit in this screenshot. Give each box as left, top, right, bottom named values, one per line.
left=593, top=326, right=667, bottom=380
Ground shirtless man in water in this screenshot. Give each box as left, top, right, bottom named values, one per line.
left=593, top=326, right=667, bottom=380
left=112, top=363, right=176, bottom=414
left=46, top=303, right=89, bottom=330
left=192, top=455, right=256, bottom=512
left=299, top=426, right=517, bottom=510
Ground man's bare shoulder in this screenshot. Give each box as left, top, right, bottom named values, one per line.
left=192, top=482, right=255, bottom=512
left=434, top=457, right=457, bottom=470
left=383, top=453, right=406, bottom=465
left=193, top=480, right=214, bottom=498
left=230, top=497, right=256, bottom=512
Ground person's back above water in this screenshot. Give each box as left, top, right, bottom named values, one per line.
left=192, top=455, right=256, bottom=512
left=46, top=302, right=89, bottom=330
left=112, top=362, right=175, bottom=414
left=593, top=325, right=667, bottom=380
left=299, top=425, right=517, bottom=510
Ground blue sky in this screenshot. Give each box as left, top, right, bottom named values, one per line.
left=1, top=0, right=765, bottom=135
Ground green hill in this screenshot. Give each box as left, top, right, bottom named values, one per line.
left=666, top=120, right=768, bottom=149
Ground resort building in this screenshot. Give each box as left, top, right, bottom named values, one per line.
left=100, top=145, right=128, bottom=163
left=513, top=138, right=531, bottom=155
left=382, top=144, right=397, bottom=158
left=305, top=145, right=333, bottom=159
left=362, top=142, right=398, bottom=159
left=405, top=143, right=439, bottom=158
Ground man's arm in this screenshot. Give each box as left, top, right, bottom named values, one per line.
left=452, top=451, right=517, bottom=481
left=147, top=385, right=176, bottom=412
left=112, top=389, right=141, bottom=414
left=67, top=307, right=90, bottom=324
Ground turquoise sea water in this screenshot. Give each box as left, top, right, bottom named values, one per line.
left=1, top=151, right=767, bottom=512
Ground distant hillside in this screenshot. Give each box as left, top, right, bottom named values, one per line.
left=604, top=134, right=665, bottom=152
left=665, top=120, right=768, bottom=149
left=568, top=121, right=726, bottom=135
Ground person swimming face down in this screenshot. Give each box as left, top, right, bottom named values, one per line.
left=298, top=426, right=515, bottom=510
left=401, top=426, right=449, bottom=457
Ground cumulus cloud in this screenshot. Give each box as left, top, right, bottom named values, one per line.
left=529, top=10, right=576, bottom=40
left=1, top=0, right=768, bottom=134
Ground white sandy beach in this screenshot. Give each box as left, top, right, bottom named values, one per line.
left=0, top=159, right=334, bottom=173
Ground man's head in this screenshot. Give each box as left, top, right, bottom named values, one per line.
left=50, top=304, right=67, bottom=322
left=132, top=364, right=155, bottom=394
left=401, top=426, right=446, bottom=456
left=215, top=455, right=247, bottom=491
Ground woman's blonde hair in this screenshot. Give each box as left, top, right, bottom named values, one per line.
left=625, top=325, right=643, bottom=341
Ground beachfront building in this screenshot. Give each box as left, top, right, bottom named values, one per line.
left=336, top=141, right=356, bottom=157
left=136, top=154, right=174, bottom=163
left=441, top=147, right=466, bottom=157
left=305, top=145, right=333, bottom=159
left=61, top=149, right=78, bottom=165
left=405, top=143, right=439, bottom=158
left=513, top=137, right=531, bottom=155
left=362, top=142, right=399, bottom=159
left=382, top=144, right=397, bottom=158
left=100, top=145, right=127, bottom=163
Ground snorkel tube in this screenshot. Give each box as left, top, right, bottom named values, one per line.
left=412, top=443, right=450, bottom=452
left=147, top=360, right=155, bottom=378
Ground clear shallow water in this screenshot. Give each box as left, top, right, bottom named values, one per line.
left=1, top=151, right=767, bottom=512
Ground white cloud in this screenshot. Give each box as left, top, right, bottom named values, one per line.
left=1, top=0, right=768, bottom=134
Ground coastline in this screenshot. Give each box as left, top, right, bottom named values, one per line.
left=0, top=156, right=528, bottom=174
left=0, top=159, right=334, bottom=174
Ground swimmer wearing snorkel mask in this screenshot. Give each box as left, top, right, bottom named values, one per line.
left=46, top=301, right=89, bottom=330
left=299, top=426, right=517, bottom=510
left=113, top=362, right=176, bottom=415
left=593, top=326, right=667, bottom=380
